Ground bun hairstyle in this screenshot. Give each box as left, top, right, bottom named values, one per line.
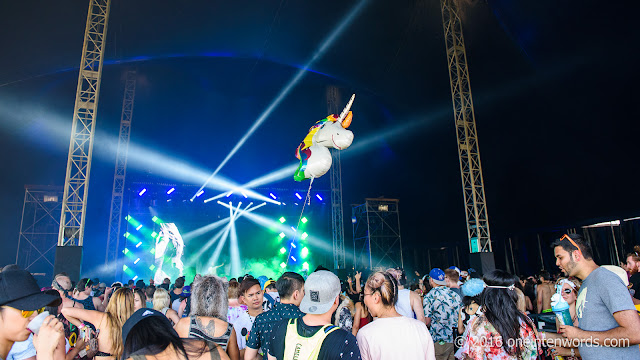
left=365, top=271, right=399, bottom=307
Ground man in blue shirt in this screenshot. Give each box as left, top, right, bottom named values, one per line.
left=245, top=272, right=305, bottom=360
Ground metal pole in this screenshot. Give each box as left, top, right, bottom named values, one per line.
left=610, top=225, right=621, bottom=265
left=537, top=234, right=545, bottom=270
left=509, top=237, right=516, bottom=274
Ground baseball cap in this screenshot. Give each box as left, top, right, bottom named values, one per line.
left=258, top=275, right=269, bottom=289
left=429, top=268, right=447, bottom=286
left=0, top=268, right=61, bottom=311
left=122, top=308, right=175, bottom=344
left=263, top=279, right=276, bottom=290
left=299, top=270, right=341, bottom=315
left=180, top=285, right=191, bottom=297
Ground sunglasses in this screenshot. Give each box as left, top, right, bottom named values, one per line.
left=2, top=306, right=45, bottom=318
left=563, top=289, right=573, bottom=294
left=560, top=234, right=583, bottom=257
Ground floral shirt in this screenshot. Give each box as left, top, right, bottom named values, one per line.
left=458, top=315, right=541, bottom=360
left=423, top=286, right=462, bottom=342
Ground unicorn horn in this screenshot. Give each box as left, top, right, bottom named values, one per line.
left=337, top=94, right=356, bottom=124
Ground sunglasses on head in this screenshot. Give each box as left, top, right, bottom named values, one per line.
left=2, top=306, right=45, bottom=318
left=560, top=234, right=583, bottom=257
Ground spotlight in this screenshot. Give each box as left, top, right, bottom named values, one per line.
left=122, top=248, right=130, bottom=255
left=241, top=191, right=248, bottom=198
left=290, top=226, right=296, bottom=232
left=123, top=232, right=130, bottom=238
left=270, top=193, right=277, bottom=200
left=132, top=275, right=138, bottom=281
left=295, top=193, right=302, bottom=200
left=167, top=187, right=175, bottom=195
left=123, top=265, right=128, bottom=271
left=125, top=215, right=131, bottom=221
left=134, top=258, right=140, bottom=264
left=196, top=190, right=204, bottom=197
left=301, top=217, right=308, bottom=224
left=135, top=241, right=142, bottom=248
left=280, top=247, right=287, bottom=254
left=226, top=191, right=233, bottom=197
left=280, top=262, right=286, bottom=269
left=301, top=232, right=308, bottom=240
left=149, top=264, right=156, bottom=271
left=136, top=224, right=143, bottom=231
left=301, top=247, right=309, bottom=258
left=291, top=256, right=297, bottom=262
left=152, top=216, right=158, bottom=223
left=138, top=188, right=147, bottom=196
left=204, top=198, right=214, bottom=203
left=302, top=262, right=309, bottom=270
left=279, top=232, right=286, bottom=238
left=279, top=217, right=286, bottom=223
left=151, top=231, right=157, bottom=238
left=316, top=194, right=323, bottom=201
left=291, top=242, right=297, bottom=249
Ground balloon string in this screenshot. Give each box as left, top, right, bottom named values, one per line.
left=285, top=177, right=314, bottom=267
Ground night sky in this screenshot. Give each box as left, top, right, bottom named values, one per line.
left=1, top=1, right=639, bottom=277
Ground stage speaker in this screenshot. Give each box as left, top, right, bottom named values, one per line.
left=54, top=246, right=83, bottom=283
left=468, top=252, right=495, bottom=277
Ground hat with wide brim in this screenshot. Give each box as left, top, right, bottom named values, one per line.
left=0, top=269, right=61, bottom=311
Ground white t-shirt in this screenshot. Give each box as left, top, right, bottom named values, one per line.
left=233, top=311, right=257, bottom=352
left=356, top=316, right=436, bottom=360
left=7, top=334, right=36, bottom=360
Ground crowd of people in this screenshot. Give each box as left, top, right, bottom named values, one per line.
left=1, top=234, right=640, bottom=360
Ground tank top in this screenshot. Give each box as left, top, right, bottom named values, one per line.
left=283, top=318, right=339, bottom=360
left=395, top=289, right=413, bottom=318
left=71, top=295, right=96, bottom=311
left=188, top=315, right=233, bottom=351
left=359, top=315, right=371, bottom=328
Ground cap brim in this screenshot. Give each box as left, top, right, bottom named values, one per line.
left=432, top=279, right=447, bottom=286
left=4, top=291, right=61, bottom=311
left=299, top=296, right=335, bottom=315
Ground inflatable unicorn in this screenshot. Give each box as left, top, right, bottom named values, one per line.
left=294, top=94, right=355, bottom=181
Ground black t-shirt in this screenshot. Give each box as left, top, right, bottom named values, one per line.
left=170, top=288, right=182, bottom=304
left=629, top=273, right=640, bottom=300
left=268, top=318, right=361, bottom=360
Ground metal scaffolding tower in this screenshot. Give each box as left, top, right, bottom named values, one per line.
left=440, top=0, right=492, bottom=253
left=58, top=0, right=111, bottom=246
left=352, top=198, right=403, bottom=270
left=105, top=70, right=137, bottom=268
left=327, top=86, right=346, bottom=269
left=16, top=186, right=64, bottom=282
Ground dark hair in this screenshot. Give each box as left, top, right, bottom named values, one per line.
left=266, top=281, right=277, bottom=291
left=481, top=270, right=536, bottom=357
left=136, top=279, right=146, bottom=289
left=462, top=294, right=481, bottom=308
left=128, top=280, right=135, bottom=285
left=122, top=316, right=208, bottom=360
left=550, top=233, right=593, bottom=260
left=76, top=278, right=93, bottom=292
left=538, top=270, right=551, bottom=281
left=174, top=277, right=185, bottom=289
left=145, top=285, right=156, bottom=300
left=276, top=272, right=305, bottom=299
left=238, top=278, right=261, bottom=297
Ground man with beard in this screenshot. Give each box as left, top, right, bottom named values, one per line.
left=625, top=245, right=640, bottom=305
left=550, top=233, right=640, bottom=359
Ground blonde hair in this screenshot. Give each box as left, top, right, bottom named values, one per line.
left=153, top=287, right=170, bottom=310
left=364, top=271, right=398, bottom=307
left=105, top=287, right=135, bottom=359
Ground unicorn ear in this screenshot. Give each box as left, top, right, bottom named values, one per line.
left=337, top=94, right=355, bottom=125
left=341, top=111, right=353, bottom=128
